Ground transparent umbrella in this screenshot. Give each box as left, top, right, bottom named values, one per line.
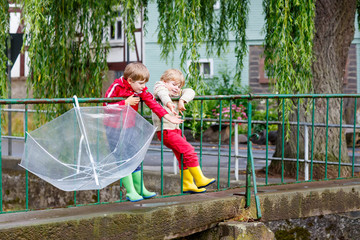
left=19, top=96, right=156, bottom=191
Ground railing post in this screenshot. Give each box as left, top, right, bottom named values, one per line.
left=304, top=126, right=309, bottom=181
left=173, top=154, right=177, bottom=175
left=160, top=117, right=164, bottom=195
left=7, top=35, right=12, bottom=157
left=249, top=141, right=262, bottom=219
left=234, top=123, right=239, bottom=181
left=200, top=100, right=204, bottom=168
left=0, top=105, right=2, bottom=213
left=245, top=97, right=252, bottom=208
left=25, top=104, right=29, bottom=210
left=217, top=100, right=223, bottom=190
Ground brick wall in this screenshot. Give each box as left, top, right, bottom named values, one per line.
left=248, top=44, right=357, bottom=94
left=248, top=46, right=272, bottom=94
left=344, top=44, right=357, bottom=93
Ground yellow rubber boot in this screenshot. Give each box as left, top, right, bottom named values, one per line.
left=188, top=166, right=216, bottom=188
left=180, top=169, right=206, bottom=193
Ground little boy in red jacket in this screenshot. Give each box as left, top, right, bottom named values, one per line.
left=104, top=62, right=182, bottom=202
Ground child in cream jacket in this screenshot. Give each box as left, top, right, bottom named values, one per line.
left=152, top=69, right=215, bottom=193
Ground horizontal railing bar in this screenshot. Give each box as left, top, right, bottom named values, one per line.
left=1, top=108, right=48, bottom=113
left=148, top=147, right=360, bottom=167
left=0, top=94, right=360, bottom=105
left=1, top=136, right=24, bottom=140
left=0, top=97, right=116, bottom=105
left=3, top=107, right=360, bottom=129
left=144, top=115, right=360, bottom=129
left=194, top=94, right=360, bottom=100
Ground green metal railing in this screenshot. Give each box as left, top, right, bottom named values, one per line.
left=1, top=94, right=360, bottom=216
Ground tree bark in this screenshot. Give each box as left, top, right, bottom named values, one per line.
left=270, top=0, right=356, bottom=179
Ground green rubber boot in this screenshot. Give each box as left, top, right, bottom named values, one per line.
left=121, top=175, right=143, bottom=202
left=132, top=171, right=157, bottom=199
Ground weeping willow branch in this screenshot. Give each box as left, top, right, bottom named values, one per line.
left=157, top=0, right=249, bottom=92
left=156, top=0, right=250, bottom=133
left=0, top=1, right=9, bottom=98
left=121, top=0, right=148, bottom=47
left=263, top=0, right=314, bottom=94
left=22, top=0, right=118, bottom=117
left=357, top=0, right=360, bottom=31
left=263, top=0, right=315, bottom=137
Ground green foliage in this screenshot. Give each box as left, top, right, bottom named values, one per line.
left=204, top=69, right=250, bottom=101
left=22, top=0, right=119, bottom=117
left=263, top=0, right=315, bottom=137
left=357, top=0, right=360, bottom=31
left=0, top=1, right=9, bottom=98
left=156, top=0, right=249, bottom=92
left=251, top=104, right=278, bottom=133
left=201, top=68, right=250, bottom=125
left=184, top=69, right=250, bottom=137
left=263, top=0, right=314, bottom=94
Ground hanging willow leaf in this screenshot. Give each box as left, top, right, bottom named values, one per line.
left=157, top=0, right=249, bottom=91
left=120, top=0, right=148, bottom=47
left=263, top=0, right=314, bottom=95
left=263, top=0, right=315, bottom=137
left=0, top=0, right=9, bottom=98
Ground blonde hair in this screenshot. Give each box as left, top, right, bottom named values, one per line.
left=124, top=62, right=150, bottom=82
left=160, top=69, right=185, bottom=88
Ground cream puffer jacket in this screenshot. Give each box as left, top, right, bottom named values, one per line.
left=152, top=81, right=195, bottom=130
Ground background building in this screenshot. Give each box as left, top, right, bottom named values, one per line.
left=8, top=1, right=360, bottom=97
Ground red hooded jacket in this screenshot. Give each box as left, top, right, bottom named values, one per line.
left=103, top=77, right=167, bottom=128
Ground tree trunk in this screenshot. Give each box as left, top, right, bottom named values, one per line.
left=270, top=0, right=356, bottom=179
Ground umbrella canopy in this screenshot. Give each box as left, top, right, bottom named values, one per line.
left=20, top=98, right=156, bottom=191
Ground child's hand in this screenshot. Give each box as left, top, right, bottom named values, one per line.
left=164, top=114, right=184, bottom=124
left=125, top=95, right=140, bottom=106
left=178, top=99, right=186, bottom=115
left=166, top=101, right=178, bottom=115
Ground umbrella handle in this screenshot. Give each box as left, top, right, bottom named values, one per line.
left=77, top=135, right=84, bottom=174
left=73, top=95, right=80, bottom=109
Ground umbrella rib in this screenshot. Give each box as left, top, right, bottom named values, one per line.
left=27, top=134, right=78, bottom=171
left=59, top=171, right=93, bottom=181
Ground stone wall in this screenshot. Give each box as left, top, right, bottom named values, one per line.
left=2, top=164, right=243, bottom=212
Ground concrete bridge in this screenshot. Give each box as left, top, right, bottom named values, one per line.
left=1, top=101, right=360, bottom=239
left=1, top=176, right=360, bottom=239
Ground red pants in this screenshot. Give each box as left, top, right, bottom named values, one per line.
left=156, top=129, right=199, bottom=169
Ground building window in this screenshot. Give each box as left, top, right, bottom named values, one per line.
left=115, top=71, right=123, bottom=79
left=213, top=1, right=220, bottom=10
left=187, top=59, right=214, bottom=78
left=106, top=11, right=124, bottom=46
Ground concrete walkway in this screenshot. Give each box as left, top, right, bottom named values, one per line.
left=1, top=178, right=360, bottom=239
